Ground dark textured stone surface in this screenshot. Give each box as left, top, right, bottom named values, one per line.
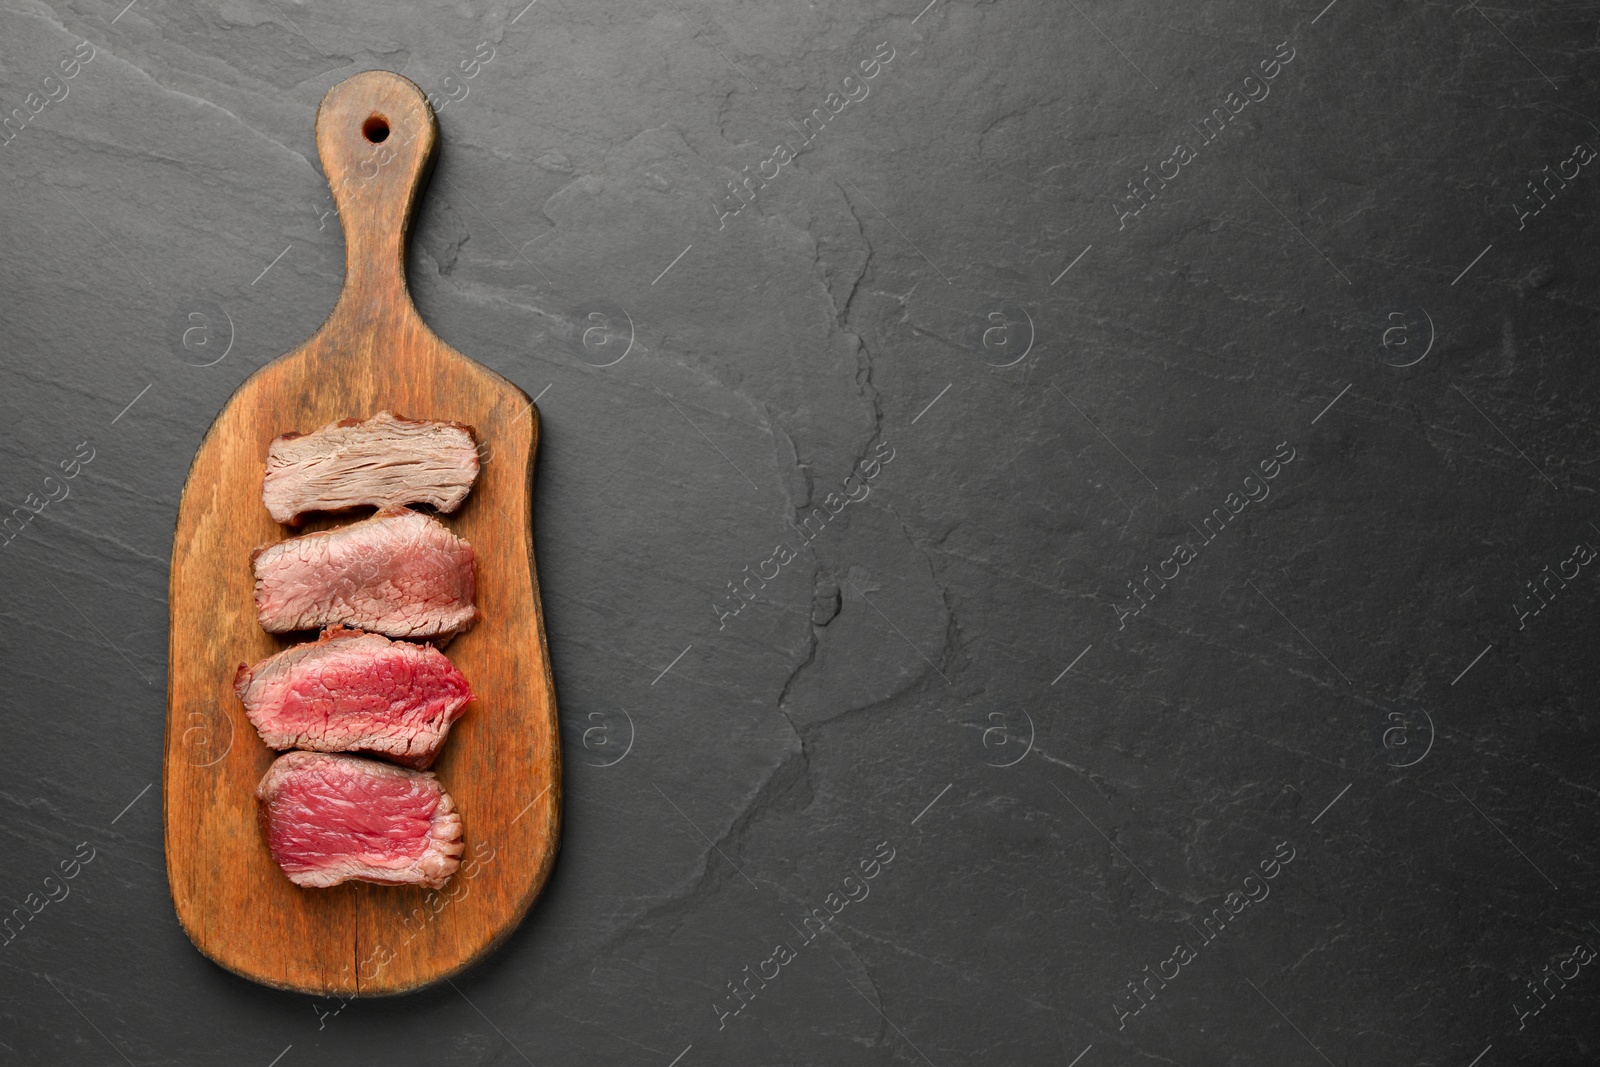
left=2, top=0, right=1598, bottom=1063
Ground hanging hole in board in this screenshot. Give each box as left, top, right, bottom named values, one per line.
left=362, top=115, right=390, bottom=143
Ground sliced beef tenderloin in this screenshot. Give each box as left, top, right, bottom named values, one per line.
left=252, top=506, right=477, bottom=639
left=235, top=626, right=472, bottom=769
left=262, top=411, right=479, bottom=525
left=256, top=751, right=464, bottom=889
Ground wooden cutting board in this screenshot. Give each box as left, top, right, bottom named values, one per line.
left=164, top=70, right=561, bottom=997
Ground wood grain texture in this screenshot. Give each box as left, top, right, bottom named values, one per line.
left=163, top=70, right=560, bottom=997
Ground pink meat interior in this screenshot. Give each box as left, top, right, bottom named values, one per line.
left=243, top=630, right=470, bottom=742
left=265, top=761, right=438, bottom=869
left=253, top=507, right=477, bottom=638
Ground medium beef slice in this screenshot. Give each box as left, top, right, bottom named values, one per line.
left=236, top=626, right=472, bottom=769
left=252, top=506, right=477, bottom=639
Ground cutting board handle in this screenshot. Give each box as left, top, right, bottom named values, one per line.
left=315, top=70, right=439, bottom=327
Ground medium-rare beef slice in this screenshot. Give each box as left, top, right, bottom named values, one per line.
left=235, top=626, right=472, bottom=769
left=263, top=411, right=479, bottom=525
left=256, top=751, right=464, bottom=888
left=252, top=506, right=477, bottom=639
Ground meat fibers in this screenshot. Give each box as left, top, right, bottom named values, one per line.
left=256, top=751, right=464, bottom=889
left=252, top=506, right=477, bottom=639
left=262, top=411, right=479, bottom=525
left=235, top=626, right=472, bottom=769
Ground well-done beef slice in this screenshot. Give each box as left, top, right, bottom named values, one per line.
left=252, top=506, right=477, bottom=639
left=262, top=411, right=479, bottom=525
left=256, top=751, right=463, bottom=888
left=235, top=626, right=472, bottom=769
